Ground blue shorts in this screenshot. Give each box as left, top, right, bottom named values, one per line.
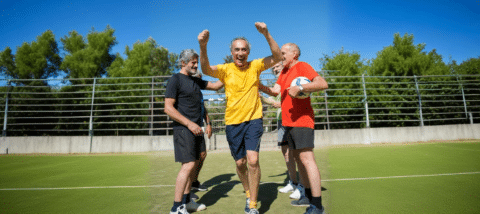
left=226, top=118, right=263, bottom=161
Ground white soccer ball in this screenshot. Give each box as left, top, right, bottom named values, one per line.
left=290, top=76, right=311, bottom=99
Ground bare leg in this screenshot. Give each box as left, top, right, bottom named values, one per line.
left=246, top=150, right=261, bottom=203
left=297, top=148, right=321, bottom=197
left=235, top=157, right=250, bottom=194
left=174, top=161, right=196, bottom=202
left=282, top=145, right=298, bottom=184
left=193, top=151, right=207, bottom=182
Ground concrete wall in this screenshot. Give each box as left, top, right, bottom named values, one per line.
left=1, top=124, right=478, bottom=154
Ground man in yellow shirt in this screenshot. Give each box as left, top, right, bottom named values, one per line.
left=198, top=22, right=281, bottom=214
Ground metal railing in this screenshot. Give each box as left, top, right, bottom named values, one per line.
left=0, top=73, right=478, bottom=136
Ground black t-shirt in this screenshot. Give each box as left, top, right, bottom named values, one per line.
left=165, top=73, right=208, bottom=128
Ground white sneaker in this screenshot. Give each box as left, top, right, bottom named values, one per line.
left=186, top=200, right=206, bottom=212
left=170, top=204, right=189, bottom=214
left=289, top=183, right=305, bottom=199
left=279, top=181, right=295, bottom=193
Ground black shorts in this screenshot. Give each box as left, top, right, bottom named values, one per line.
left=285, top=127, right=314, bottom=150
left=173, top=126, right=206, bottom=163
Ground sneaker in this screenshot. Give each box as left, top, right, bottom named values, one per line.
left=279, top=180, right=295, bottom=193
left=190, top=192, right=199, bottom=200
left=290, top=183, right=305, bottom=199
left=244, top=198, right=250, bottom=214
left=304, top=205, right=325, bottom=214
left=247, top=208, right=259, bottom=214
left=186, top=200, right=206, bottom=212
left=192, top=180, right=208, bottom=191
left=170, top=204, right=189, bottom=214
left=291, top=196, right=310, bottom=207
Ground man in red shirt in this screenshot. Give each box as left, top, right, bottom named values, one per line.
left=261, top=43, right=328, bottom=214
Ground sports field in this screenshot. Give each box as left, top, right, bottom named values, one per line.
left=1, top=140, right=479, bottom=213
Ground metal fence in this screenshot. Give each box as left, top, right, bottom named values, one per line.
left=1, top=73, right=478, bottom=136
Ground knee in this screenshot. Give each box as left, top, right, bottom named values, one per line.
left=181, top=161, right=196, bottom=172
left=235, top=158, right=247, bottom=168
left=247, top=156, right=259, bottom=169
left=200, top=151, right=207, bottom=160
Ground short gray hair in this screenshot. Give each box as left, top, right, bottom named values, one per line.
left=284, top=43, right=301, bottom=59
left=178, top=49, right=199, bottom=67
left=229, top=37, right=251, bottom=52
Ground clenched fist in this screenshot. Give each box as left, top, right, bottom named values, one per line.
left=255, top=22, right=268, bottom=36
left=198, top=30, right=210, bottom=46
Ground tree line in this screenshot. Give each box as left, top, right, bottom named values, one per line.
left=0, top=27, right=478, bottom=135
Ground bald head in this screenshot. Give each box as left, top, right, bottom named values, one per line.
left=283, top=43, right=301, bottom=60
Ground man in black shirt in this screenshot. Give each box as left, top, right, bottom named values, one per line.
left=164, top=49, right=221, bottom=214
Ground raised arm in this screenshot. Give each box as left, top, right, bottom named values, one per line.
left=164, top=98, right=203, bottom=136
left=198, top=30, right=219, bottom=78
left=255, top=22, right=282, bottom=70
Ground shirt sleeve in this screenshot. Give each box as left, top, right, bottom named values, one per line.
left=165, top=74, right=179, bottom=99
left=214, top=63, right=228, bottom=82
left=300, top=62, right=319, bottom=80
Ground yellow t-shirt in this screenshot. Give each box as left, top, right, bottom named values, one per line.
left=215, top=58, right=265, bottom=125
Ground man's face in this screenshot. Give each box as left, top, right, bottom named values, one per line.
left=184, top=57, right=199, bottom=76
left=281, top=45, right=296, bottom=68
left=231, top=39, right=250, bottom=68
left=272, top=62, right=284, bottom=76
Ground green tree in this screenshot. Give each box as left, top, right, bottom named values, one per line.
left=370, top=33, right=449, bottom=76
left=318, top=48, right=367, bottom=128
left=108, top=37, right=177, bottom=77
left=454, top=57, right=480, bottom=75
left=60, top=26, right=117, bottom=79
left=0, top=30, right=61, bottom=81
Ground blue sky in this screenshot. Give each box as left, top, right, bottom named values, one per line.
left=1, top=0, right=479, bottom=78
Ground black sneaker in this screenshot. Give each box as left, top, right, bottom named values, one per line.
left=192, top=180, right=208, bottom=191
left=291, top=196, right=310, bottom=207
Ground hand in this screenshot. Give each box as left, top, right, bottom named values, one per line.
left=287, top=86, right=301, bottom=98
left=198, top=30, right=210, bottom=46
left=273, top=102, right=281, bottom=108
left=206, top=124, right=212, bottom=139
left=187, top=122, right=204, bottom=136
left=255, top=22, right=268, bottom=36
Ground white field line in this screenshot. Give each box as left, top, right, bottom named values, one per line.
left=1, top=172, right=479, bottom=191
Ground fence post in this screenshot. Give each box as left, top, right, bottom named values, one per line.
left=469, top=113, right=473, bottom=124
left=414, top=75, right=424, bottom=126
left=89, top=78, right=96, bottom=153
left=3, top=81, right=11, bottom=137
left=456, top=75, right=468, bottom=118
left=150, top=77, right=154, bottom=136
left=362, top=74, right=370, bottom=128
left=323, top=70, right=330, bottom=130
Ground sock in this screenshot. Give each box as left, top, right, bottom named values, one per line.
left=305, top=188, right=312, bottom=201
left=182, top=193, right=190, bottom=204
left=311, top=196, right=323, bottom=209
left=171, top=201, right=182, bottom=212
left=246, top=190, right=250, bottom=198
left=249, top=200, right=257, bottom=209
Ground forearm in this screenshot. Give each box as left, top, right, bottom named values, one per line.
left=199, top=44, right=213, bottom=77
left=259, top=84, right=278, bottom=97
left=165, top=105, right=193, bottom=127
left=264, top=32, right=282, bottom=62
left=302, top=77, right=329, bottom=92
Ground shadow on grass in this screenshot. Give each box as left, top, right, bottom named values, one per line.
left=196, top=173, right=239, bottom=206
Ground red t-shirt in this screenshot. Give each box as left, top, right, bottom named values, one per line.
left=276, top=62, right=318, bottom=129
